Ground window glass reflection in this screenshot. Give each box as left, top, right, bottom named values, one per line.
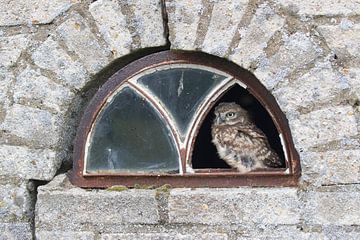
left=137, top=68, right=227, bottom=137
left=86, top=86, right=179, bottom=173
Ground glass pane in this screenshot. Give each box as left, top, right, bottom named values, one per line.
left=137, top=68, right=227, bottom=137
left=86, top=86, right=179, bottom=173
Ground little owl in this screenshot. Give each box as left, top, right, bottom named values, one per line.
left=211, top=102, right=282, bottom=173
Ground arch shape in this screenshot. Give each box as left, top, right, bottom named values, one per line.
left=70, top=50, right=301, bottom=188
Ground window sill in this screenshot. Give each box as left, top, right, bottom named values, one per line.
left=69, top=169, right=300, bottom=188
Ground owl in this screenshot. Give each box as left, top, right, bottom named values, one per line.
left=211, top=102, right=282, bottom=173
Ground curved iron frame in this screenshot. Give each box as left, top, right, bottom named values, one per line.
left=69, top=50, right=301, bottom=188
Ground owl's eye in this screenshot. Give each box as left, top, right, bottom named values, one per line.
left=226, top=112, right=235, bottom=118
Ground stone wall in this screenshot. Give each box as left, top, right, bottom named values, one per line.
left=0, top=0, right=359, bottom=239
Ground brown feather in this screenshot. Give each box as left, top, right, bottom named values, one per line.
left=211, top=102, right=282, bottom=173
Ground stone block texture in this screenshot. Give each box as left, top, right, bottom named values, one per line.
left=0, top=0, right=76, bottom=26
left=0, top=181, right=33, bottom=222
left=0, top=35, right=29, bottom=67
left=100, top=233, right=228, bottom=240
left=274, top=0, right=360, bottom=17
left=167, top=0, right=250, bottom=56
left=32, top=37, right=89, bottom=90
left=126, top=0, right=167, bottom=48
left=0, top=104, right=63, bottom=148
left=168, top=188, right=300, bottom=225
left=13, top=67, right=74, bottom=112
left=36, top=175, right=160, bottom=231
left=301, top=150, right=360, bottom=186
left=346, top=67, right=360, bottom=99
left=0, top=68, right=13, bottom=121
left=201, top=0, right=249, bottom=57
left=273, top=61, right=349, bottom=112
left=254, top=32, right=321, bottom=90
left=36, top=231, right=95, bottom=240
left=0, top=0, right=359, bottom=239
left=0, top=222, right=32, bottom=240
left=89, top=0, right=166, bottom=56
left=290, top=106, right=358, bottom=149
left=318, top=21, right=360, bottom=63
left=56, top=14, right=111, bottom=74
left=166, top=0, right=203, bottom=51
left=89, top=0, right=132, bottom=57
left=229, top=3, right=285, bottom=68
left=0, top=145, right=58, bottom=181
left=304, top=186, right=360, bottom=225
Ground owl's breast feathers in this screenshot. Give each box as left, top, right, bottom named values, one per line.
left=211, top=123, right=282, bottom=168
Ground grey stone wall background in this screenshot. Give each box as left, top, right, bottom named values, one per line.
left=0, top=0, right=359, bottom=239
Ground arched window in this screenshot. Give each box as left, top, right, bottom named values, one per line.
left=70, top=51, right=301, bottom=188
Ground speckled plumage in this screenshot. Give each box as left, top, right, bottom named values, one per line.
left=211, top=102, right=282, bottom=173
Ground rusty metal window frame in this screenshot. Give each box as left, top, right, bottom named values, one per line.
left=69, top=51, right=301, bottom=188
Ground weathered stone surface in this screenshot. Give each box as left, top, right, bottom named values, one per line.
left=0, top=182, right=32, bottom=222
left=0, top=69, right=13, bottom=122
left=101, top=233, right=228, bottom=240
left=347, top=68, right=360, bottom=88
left=36, top=190, right=159, bottom=226
left=301, top=150, right=360, bottom=185
left=275, top=0, right=360, bottom=17
left=127, top=0, right=167, bottom=48
left=0, top=222, right=32, bottom=240
left=0, top=35, right=29, bottom=67
left=202, top=0, right=249, bottom=57
left=36, top=175, right=160, bottom=229
left=238, top=225, right=323, bottom=239
left=89, top=0, right=132, bottom=58
left=56, top=14, right=111, bottom=73
left=36, top=231, right=95, bottom=240
left=37, top=173, right=73, bottom=191
left=318, top=22, right=360, bottom=60
left=0, top=104, right=62, bottom=148
left=169, top=188, right=300, bottom=225
left=90, top=0, right=165, bottom=55
left=230, top=3, right=285, bottom=68
left=32, top=37, right=88, bottom=90
left=0, top=145, right=58, bottom=181
left=13, top=67, right=74, bottom=112
left=254, top=32, right=321, bottom=90
left=290, top=106, right=358, bottom=149
left=0, top=0, right=76, bottom=26
left=322, top=226, right=360, bottom=239
left=304, top=190, right=360, bottom=225
left=273, top=62, right=349, bottom=111
left=0, top=69, right=13, bottom=101
left=346, top=67, right=360, bottom=99
left=166, top=0, right=203, bottom=50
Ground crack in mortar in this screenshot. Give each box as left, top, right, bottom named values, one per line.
left=27, top=180, right=48, bottom=240
left=161, top=0, right=171, bottom=48
left=155, top=190, right=170, bottom=224
left=308, top=134, right=360, bottom=152
left=118, top=1, right=142, bottom=50
left=193, top=0, right=214, bottom=50
left=321, top=182, right=360, bottom=187
left=226, top=0, right=263, bottom=58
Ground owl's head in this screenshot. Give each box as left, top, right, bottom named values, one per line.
left=213, top=102, right=251, bottom=125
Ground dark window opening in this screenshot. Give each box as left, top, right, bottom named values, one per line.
left=192, top=85, right=286, bottom=169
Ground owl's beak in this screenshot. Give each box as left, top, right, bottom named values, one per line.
left=216, top=116, right=225, bottom=124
